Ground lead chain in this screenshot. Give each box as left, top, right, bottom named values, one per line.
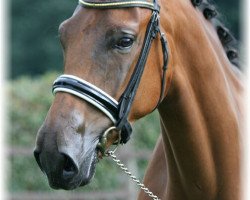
left=107, top=151, right=161, bottom=200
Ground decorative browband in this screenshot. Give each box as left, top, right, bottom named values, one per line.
left=78, top=0, right=159, bottom=11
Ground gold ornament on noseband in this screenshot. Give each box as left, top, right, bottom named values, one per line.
left=96, top=126, right=121, bottom=157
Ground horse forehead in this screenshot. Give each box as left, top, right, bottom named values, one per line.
left=60, top=3, right=153, bottom=37
left=71, top=5, right=142, bottom=29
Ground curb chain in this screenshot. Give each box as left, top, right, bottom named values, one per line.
left=107, top=151, right=161, bottom=200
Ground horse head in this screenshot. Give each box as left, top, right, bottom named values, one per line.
left=34, top=0, right=172, bottom=190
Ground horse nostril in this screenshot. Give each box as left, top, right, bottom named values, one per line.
left=62, top=154, right=78, bottom=179
left=34, top=150, right=44, bottom=172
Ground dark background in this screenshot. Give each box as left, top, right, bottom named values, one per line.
left=10, top=0, right=241, bottom=79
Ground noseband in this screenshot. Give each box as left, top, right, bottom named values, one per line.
left=53, top=0, right=169, bottom=146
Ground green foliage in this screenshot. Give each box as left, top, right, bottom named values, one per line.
left=9, top=72, right=56, bottom=146
left=133, top=112, right=160, bottom=151
left=9, top=72, right=57, bottom=192
left=8, top=72, right=160, bottom=194
left=11, top=0, right=76, bottom=78
left=10, top=156, right=51, bottom=192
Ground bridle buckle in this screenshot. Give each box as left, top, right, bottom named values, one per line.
left=96, top=126, right=121, bottom=157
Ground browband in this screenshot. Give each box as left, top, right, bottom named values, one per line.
left=78, top=0, right=159, bottom=11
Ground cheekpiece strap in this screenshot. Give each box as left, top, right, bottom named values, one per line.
left=78, top=0, right=160, bottom=12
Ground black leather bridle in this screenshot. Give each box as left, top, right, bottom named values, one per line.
left=52, top=0, right=169, bottom=147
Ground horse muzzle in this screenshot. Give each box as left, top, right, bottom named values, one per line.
left=34, top=147, right=98, bottom=190
left=34, top=124, right=99, bottom=190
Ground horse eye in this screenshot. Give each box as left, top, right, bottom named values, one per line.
left=115, top=37, right=134, bottom=49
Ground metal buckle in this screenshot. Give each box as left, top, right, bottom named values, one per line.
left=96, top=126, right=121, bottom=157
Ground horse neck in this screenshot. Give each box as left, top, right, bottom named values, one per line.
left=155, top=0, right=243, bottom=199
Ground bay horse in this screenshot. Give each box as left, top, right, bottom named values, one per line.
left=34, top=0, right=244, bottom=199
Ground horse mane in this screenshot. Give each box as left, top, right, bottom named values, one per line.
left=191, top=0, right=240, bottom=68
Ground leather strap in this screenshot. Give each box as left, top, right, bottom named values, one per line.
left=116, top=11, right=160, bottom=143
left=79, top=0, right=160, bottom=12
left=53, top=75, right=119, bottom=123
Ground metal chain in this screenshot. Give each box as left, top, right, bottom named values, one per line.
left=107, top=151, right=161, bottom=200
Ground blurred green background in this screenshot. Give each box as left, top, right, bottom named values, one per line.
left=9, top=0, right=241, bottom=199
